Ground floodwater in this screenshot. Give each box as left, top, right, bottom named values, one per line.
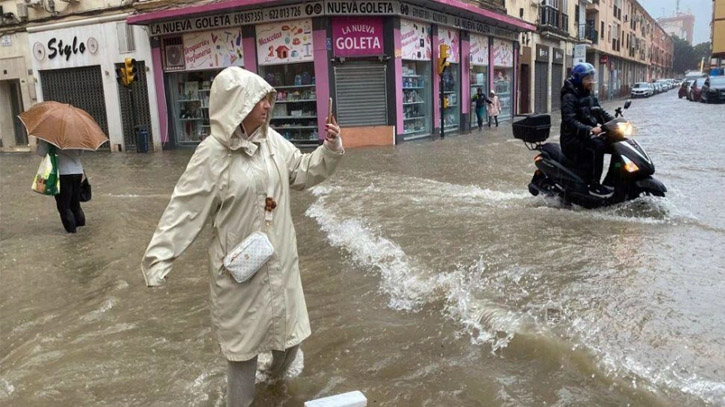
left=2, top=93, right=725, bottom=407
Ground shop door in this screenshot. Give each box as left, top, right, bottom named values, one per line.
left=116, top=61, right=153, bottom=151
left=534, top=62, right=548, bottom=113
left=334, top=62, right=387, bottom=127
left=9, top=80, right=27, bottom=146
left=40, top=66, right=110, bottom=149
left=551, top=63, right=563, bottom=111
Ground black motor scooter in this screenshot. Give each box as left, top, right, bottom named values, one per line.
left=513, top=101, right=666, bottom=208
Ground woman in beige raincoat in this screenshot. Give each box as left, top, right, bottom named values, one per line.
left=141, top=67, right=343, bottom=407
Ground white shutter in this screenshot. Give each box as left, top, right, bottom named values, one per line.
left=334, top=62, right=388, bottom=127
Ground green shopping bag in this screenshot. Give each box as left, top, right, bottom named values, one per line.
left=31, top=145, right=60, bottom=195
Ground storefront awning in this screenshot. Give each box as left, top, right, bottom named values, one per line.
left=127, top=0, right=535, bottom=36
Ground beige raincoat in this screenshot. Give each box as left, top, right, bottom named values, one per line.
left=142, top=67, right=343, bottom=361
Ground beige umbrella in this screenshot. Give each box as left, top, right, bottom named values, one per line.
left=18, top=101, right=109, bottom=150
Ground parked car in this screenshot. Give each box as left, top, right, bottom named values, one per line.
left=631, top=82, right=653, bottom=98
left=656, top=79, right=670, bottom=91
left=653, top=82, right=662, bottom=94
left=689, top=77, right=706, bottom=102
left=679, top=80, right=692, bottom=99
left=700, top=76, right=725, bottom=104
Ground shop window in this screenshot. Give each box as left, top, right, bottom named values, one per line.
left=470, top=66, right=488, bottom=129
left=469, top=34, right=489, bottom=130
left=259, top=62, right=318, bottom=142
left=400, top=19, right=433, bottom=139
left=402, top=61, right=432, bottom=137
left=442, top=66, right=460, bottom=131
left=167, top=70, right=220, bottom=145
left=493, top=39, right=514, bottom=122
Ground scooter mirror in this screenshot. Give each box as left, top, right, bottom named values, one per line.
left=624, top=100, right=632, bottom=109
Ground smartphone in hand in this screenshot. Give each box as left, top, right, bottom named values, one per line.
left=327, top=97, right=333, bottom=124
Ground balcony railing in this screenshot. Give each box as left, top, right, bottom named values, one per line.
left=582, top=21, right=599, bottom=44
left=539, top=5, right=569, bottom=36
left=540, top=5, right=560, bottom=28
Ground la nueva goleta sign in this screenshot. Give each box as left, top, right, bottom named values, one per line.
left=148, top=0, right=518, bottom=40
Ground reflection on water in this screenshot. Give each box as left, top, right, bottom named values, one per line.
left=1, top=95, right=724, bottom=406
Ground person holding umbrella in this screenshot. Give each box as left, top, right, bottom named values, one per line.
left=36, top=140, right=85, bottom=233
left=19, top=101, right=108, bottom=233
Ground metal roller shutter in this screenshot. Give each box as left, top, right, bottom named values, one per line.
left=334, top=62, right=387, bottom=127
left=116, top=60, right=153, bottom=151
left=551, top=64, right=563, bottom=111
left=534, top=62, right=548, bottom=113
left=40, top=66, right=110, bottom=149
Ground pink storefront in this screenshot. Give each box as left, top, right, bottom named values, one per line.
left=127, top=0, right=534, bottom=148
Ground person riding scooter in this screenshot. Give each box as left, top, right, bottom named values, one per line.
left=560, top=63, right=615, bottom=198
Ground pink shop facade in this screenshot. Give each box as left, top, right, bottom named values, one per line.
left=128, top=0, right=534, bottom=147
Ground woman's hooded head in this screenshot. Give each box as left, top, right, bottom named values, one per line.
left=209, top=67, right=276, bottom=149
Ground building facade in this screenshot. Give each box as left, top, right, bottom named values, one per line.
left=0, top=1, right=35, bottom=152
left=507, top=0, right=589, bottom=114
left=0, top=0, right=162, bottom=153
left=713, top=0, right=725, bottom=69
left=582, top=0, right=672, bottom=100
left=507, top=0, right=674, bottom=113
left=658, top=13, right=695, bottom=45
left=127, top=0, right=534, bottom=148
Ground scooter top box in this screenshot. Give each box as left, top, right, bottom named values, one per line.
left=513, top=114, right=551, bottom=143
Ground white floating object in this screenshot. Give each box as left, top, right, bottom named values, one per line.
left=304, top=391, right=367, bottom=407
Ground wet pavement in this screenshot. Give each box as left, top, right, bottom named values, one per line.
left=1, top=92, right=725, bottom=406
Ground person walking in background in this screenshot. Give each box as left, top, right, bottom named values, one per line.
left=471, top=87, right=492, bottom=132
left=487, top=90, right=501, bottom=127
left=36, top=140, right=85, bottom=233
left=141, top=67, right=343, bottom=407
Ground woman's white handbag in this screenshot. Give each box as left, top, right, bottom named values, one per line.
left=223, top=232, right=274, bottom=283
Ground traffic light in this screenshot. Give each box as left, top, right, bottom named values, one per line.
left=124, top=58, right=137, bottom=86
left=116, top=65, right=127, bottom=86
left=437, top=44, right=450, bottom=75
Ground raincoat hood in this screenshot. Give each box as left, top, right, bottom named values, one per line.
left=210, top=67, right=277, bottom=150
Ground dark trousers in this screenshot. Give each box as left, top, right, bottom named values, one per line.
left=565, top=137, right=608, bottom=185
left=488, top=116, right=498, bottom=127
left=475, top=108, right=485, bottom=130
left=54, top=174, right=85, bottom=233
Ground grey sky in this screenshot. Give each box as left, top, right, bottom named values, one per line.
left=637, top=0, right=713, bottom=44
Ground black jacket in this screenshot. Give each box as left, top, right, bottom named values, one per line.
left=560, top=79, right=614, bottom=151
left=472, top=93, right=492, bottom=110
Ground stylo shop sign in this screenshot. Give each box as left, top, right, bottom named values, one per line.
left=48, top=36, right=86, bottom=61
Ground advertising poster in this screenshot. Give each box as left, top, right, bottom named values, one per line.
left=493, top=38, right=513, bottom=67
left=400, top=19, right=431, bottom=61
left=332, top=17, right=384, bottom=57
left=256, top=19, right=314, bottom=65
left=438, top=27, right=459, bottom=64
left=470, top=34, right=489, bottom=66
left=183, top=28, right=244, bottom=70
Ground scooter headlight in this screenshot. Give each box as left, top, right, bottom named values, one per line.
left=622, top=155, right=639, bottom=173
left=617, top=122, right=633, bottom=137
